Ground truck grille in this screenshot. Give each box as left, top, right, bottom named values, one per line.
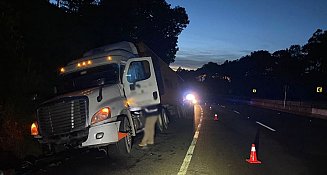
left=37, top=97, right=88, bottom=137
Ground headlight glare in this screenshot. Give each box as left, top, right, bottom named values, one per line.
left=185, top=93, right=195, bottom=101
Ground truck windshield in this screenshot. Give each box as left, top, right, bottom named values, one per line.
left=56, top=63, right=119, bottom=94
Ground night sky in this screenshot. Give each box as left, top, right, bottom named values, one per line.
left=167, top=0, right=327, bottom=70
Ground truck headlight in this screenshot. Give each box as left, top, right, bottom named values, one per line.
left=31, top=122, right=39, bottom=136
left=91, top=107, right=111, bottom=125
left=185, top=93, right=195, bottom=101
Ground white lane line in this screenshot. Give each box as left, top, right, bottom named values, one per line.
left=233, top=110, right=240, bottom=115
left=256, top=121, right=276, bottom=132
left=178, top=106, right=203, bottom=175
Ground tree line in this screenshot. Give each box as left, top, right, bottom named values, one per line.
left=0, top=0, right=188, bottom=158
left=178, top=29, right=327, bottom=103
left=0, top=0, right=189, bottom=117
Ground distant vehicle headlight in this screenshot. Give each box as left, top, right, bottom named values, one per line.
left=91, top=107, right=111, bottom=125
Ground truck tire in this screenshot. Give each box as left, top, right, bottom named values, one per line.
left=157, top=108, right=169, bottom=132
left=117, top=116, right=133, bottom=156
left=162, top=108, right=169, bottom=128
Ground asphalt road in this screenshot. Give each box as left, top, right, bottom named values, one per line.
left=19, top=103, right=327, bottom=175
left=187, top=103, right=327, bottom=175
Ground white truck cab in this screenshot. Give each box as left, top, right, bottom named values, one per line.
left=33, top=41, right=176, bottom=155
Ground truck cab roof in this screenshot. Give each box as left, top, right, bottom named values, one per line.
left=61, top=41, right=139, bottom=74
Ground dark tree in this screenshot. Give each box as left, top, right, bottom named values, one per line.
left=94, top=0, right=189, bottom=64
left=55, top=0, right=189, bottom=64
left=59, top=0, right=99, bottom=13
left=0, top=0, right=189, bottom=114
left=184, top=34, right=326, bottom=100
left=303, top=29, right=327, bottom=73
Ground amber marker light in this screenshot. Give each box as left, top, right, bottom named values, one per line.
left=101, top=107, right=110, bottom=115
left=31, top=122, right=39, bottom=136
left=126, top=99, right=134, bottom=106
left=60, top=67, right=65, bottom=73
left=107, top=56, right=112, bottom=61
left=125, top=100, right=129, bottom=107
left=87, top=60, right=92, bottom=65
left=77, top=63, right=81, bottom=67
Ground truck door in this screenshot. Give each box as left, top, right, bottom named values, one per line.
left=123, top=57, right=160, bottom=108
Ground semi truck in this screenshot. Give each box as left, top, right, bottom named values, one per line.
left=31, top=41, right=184, bottom=156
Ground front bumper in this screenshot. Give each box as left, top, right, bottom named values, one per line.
left=81, top=121, right=121, bottom=147
left=36, top=129, right=88, bottom=146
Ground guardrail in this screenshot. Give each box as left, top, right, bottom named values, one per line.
left=249, top=99, right=327, bottom=120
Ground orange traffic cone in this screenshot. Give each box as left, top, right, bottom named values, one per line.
left=214, top=114, right=218, bottom=121
left=246, top=144, right=261, bottom=164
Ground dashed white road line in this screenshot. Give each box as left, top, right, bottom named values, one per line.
left=256, top=121, right=276, bottom=132
left=177, top=106, right=203, bottom=175
left=233, top=110, right=240, bottom=115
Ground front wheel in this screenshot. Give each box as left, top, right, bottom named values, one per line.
left=116, top=116, right=133, bottom=156
left=108, top=116, right=133, bottom=158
